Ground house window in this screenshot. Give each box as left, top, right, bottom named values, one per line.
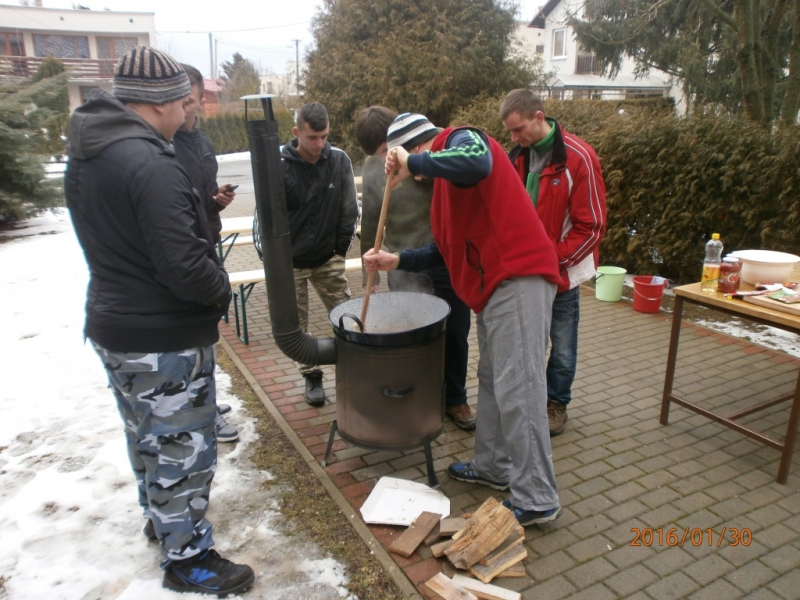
left=33, top=34, right=89, bottom=59
left=0, top=32, right=25, bottom=56
left=96, top=37, right=137, bottom=60
left=535, top=44, right=545, bottom=55
left=552, top=29, right=567, bottom=59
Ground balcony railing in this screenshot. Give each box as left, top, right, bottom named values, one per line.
left=0, top=56, right=117, bottom=79
left=575, top=54, right=602, bottom=75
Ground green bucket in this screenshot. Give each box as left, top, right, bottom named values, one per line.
left=595, top=266, right=627, bottom=301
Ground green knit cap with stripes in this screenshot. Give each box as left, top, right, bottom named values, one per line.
left=112, top=46, right=191, bottom=105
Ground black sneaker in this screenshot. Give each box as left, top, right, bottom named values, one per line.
left=163, top=549, right=255, bottom=597
left=304, top=371, right=326, bottom=407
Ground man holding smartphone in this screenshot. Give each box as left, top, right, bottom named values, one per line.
left=174, top=64, right=237, bottom=246
left=173, top=63, right=239, bottom=443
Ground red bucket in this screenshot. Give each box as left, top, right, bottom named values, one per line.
left=632, top=276, right=667, bottom=313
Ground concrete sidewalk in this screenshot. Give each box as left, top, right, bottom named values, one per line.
left=215, top=180, right=800, bottom=598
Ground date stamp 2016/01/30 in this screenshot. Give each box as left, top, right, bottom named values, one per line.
left=631, top=527, right=752, bottom=548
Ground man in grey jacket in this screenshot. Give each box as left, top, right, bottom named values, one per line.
left=66, top=46, right=253, bottom=596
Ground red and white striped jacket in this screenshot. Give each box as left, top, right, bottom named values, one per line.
left=509, top=120, right=607, bottom=293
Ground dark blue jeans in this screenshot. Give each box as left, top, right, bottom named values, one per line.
left=547, top=286, right=580, bottom=406
left=388, top=267, right=470, bottom=408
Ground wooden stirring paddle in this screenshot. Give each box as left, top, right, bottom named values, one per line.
left=360, top=169, right=396, bottom=327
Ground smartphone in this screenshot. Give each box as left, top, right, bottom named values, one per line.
left=224, top=184, right=239, bottom=193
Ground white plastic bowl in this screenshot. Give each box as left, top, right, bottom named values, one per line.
left=728, top=249, right=800, bottom=285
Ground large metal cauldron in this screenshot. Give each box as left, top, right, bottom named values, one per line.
left=323, top=293, right=450, bottom=487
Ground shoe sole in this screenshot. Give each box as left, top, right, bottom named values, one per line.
left=447, top=471, right=509, bottom=491
left=518, top=506, right=563, bottom=527
left=163, top=571, right=255, bottom=598
left=217, top=434, right=239, bottom=443
left=305, top=398, right=325, bottom=407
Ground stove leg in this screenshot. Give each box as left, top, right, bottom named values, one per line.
left=423, top=438, right=439, bottom=488
left=321, top=420, right=338, bottom=467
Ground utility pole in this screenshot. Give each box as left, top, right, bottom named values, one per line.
left=208, top=33, right=213, bottom=80
left=292, top=39, right=300, bottom=95
left=214, top=38, right=219, bottom=79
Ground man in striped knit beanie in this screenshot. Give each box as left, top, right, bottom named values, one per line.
left=66, top=46, right=254, bottom=596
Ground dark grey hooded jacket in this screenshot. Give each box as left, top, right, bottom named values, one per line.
left=66, top=89, right=231, bottom=353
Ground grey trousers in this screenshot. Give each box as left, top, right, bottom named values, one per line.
left=472, top=276, right=560, bottom=511
left=92, top=342, right=218, bottom=565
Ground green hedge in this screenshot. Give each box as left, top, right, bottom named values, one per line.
left=452, top=97, right=799, bottom=284
left=200, top=105, right=294, bottom=154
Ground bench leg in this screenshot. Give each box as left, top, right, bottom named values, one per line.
left=232, top=282, right=257, bottom=345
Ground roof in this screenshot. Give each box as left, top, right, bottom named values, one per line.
left=204, top=79, right=223, bottom=93
left=530, top=0, right=560, bottom=28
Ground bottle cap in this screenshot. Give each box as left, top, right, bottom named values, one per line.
left=711, top=233, right=720, bottom=240
left=722, top=257, right=739, bottom=263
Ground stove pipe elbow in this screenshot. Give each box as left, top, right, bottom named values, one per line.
left=245, top=97, right=336, bottom=366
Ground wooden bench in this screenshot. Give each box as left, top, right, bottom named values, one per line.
left=226, top=258, right=363, bottom=345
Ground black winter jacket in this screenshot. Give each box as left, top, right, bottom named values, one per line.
left=173, top=125, right=223, bottom=244
left=66, top=89, right=231, bottom=353
left=256, top=139, right=358, bottom=269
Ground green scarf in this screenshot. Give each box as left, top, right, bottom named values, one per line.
left=525, top=118, right=556, bottom=206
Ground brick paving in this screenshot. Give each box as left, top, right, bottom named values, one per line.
left=218, top=192, right=800, bottom=599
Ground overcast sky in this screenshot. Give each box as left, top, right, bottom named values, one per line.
left=4, top=0, right=542, bottom=79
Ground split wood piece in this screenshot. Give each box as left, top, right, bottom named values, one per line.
left=445, top=498, right=518, bottom=569
left=495, top=563, right=525, bottom=578
left=451, top=574, right=522, bottom=600
left=388, top=511, right=441, bottom=558
left=431, top=538, right=454, bottom=558
left=424, top=521, right=442, bottom=547
left=452, top=515, right=516, bottom=542
left=468, top=545, right=527, bottom=584
left=440, top=517, right=468, bottom=537
left=424, top=573, right=478, bottom=600
left=478, top=530, right=524, bottom=565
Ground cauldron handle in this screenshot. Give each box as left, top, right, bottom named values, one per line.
left=339, top=313, right=365, bottom=333
left=382, top=385, right=414, bottom=398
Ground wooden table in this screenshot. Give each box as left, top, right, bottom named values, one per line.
left=660, top=283, right=800, bottom=483
left=217, top=216, right=254, bottom=263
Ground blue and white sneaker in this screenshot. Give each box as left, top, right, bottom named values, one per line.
left=163, top=549, right=254, bottom=596
left=502, top=498, right=562, bottom=526
left=447, top=461, right=509, bottom=490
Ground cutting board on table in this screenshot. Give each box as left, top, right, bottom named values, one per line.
left=743, top=294, right=800, bottom=317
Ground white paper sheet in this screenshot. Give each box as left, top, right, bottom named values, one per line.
left=359, top=476, right=450, bottom=526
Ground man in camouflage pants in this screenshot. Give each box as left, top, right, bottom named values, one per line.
left=66, top=47, right=253, bottom=595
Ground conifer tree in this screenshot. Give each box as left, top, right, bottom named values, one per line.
left=0, top=72, right=69, bottom=223
left=304, top=0, right=548, bottom=156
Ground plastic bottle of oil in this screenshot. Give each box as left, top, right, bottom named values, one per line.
left=701, top=233, right=723, bottom=292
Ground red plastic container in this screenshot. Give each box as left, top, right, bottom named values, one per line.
left=632, top=276, right=667, bottom=313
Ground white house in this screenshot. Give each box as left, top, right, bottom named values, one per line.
left=0, top=4, right=156, bottom=112
left=516, top=0, right=673, bottom=101
left=260, top=60, right=305, bottom=97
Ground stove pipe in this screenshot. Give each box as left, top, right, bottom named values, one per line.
left=245, top=95, right=336, bottom=366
